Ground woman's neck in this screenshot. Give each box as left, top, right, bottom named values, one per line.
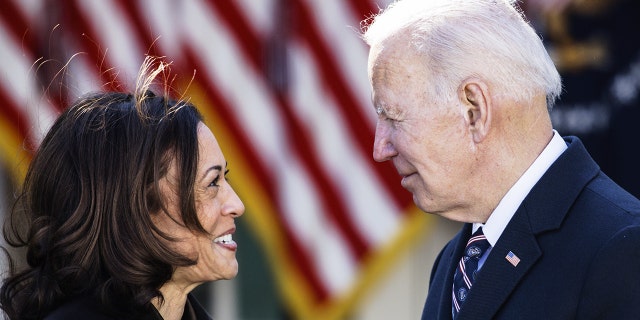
left=152, top=280, right=199, bottom=320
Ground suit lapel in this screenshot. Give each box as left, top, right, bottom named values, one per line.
left=455, top=137, right=600, bottom=319
left=456, top=209, right=541, bottom=320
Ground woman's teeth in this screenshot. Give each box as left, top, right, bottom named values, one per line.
left=213, top=234, right=233, bottom=244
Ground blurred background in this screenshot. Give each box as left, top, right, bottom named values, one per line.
left=0, top=0, right=638, bottom=319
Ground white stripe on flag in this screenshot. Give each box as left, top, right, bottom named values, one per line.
left=64, top=53, right=106, bottom=98
left=235, top=0, right=276, bottom=37
left=10, top=0, right=42, bottom=23
left=138, top=0, right=184, bottom=59
left=313, top=222, right=358, bottom=295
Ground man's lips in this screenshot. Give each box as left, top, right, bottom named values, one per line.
left=400, top=172, right=416, bottom=187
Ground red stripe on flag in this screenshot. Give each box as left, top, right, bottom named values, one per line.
left=346, top=0, right=381, bottom=21
left=206, top=1, right=371, bottom=260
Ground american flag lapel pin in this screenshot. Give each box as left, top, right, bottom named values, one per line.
left=505, top=251, right=521, bottom=267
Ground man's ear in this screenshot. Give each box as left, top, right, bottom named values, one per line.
left=459, top=79, right=491, bottom=143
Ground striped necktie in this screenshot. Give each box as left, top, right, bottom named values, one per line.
left=452, top=227, right=490, bottom=318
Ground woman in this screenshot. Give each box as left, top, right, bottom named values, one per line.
left=0, top=61, right=245, bottom=319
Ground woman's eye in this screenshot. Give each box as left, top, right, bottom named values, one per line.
left=208, top=169, right=230, bottom=188
left=209, top=176, right=221, bottom=188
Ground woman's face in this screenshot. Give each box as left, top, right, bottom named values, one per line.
left=154, top=122, right=245, bottom=285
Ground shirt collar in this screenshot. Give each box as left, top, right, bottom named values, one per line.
left=473, top=130, right=568, bottom=246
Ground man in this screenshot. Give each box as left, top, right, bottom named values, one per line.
left=361, top=0, right=640, bottom=319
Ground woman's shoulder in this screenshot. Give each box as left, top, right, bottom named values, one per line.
left=44, top=293, right=211, bottom=320
left=44, top=296, right=161, bottom=320
left=186, top=294, right=213, bottom=320
left=44, top=296, right=115, bottom=320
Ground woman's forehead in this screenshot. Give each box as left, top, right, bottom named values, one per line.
left=197, top=123, right=225, bottom=170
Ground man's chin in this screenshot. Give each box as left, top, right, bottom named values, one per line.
left=412, top=194, right=431, bottom=213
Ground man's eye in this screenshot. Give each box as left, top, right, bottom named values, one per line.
left=384, top=116, right=398, bottom=124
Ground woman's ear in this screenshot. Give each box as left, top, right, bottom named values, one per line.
left=459, top=79, right=491, bottom=143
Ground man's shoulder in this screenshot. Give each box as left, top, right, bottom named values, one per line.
left=575, top=171, right=640, bottom=233
left=585, top=172, right=640, bottom=214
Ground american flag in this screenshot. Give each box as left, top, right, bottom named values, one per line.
left=505, top=251, right=521, bottom=267
left=0, top=1, right=429, bottom=319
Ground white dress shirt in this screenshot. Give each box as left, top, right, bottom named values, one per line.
left=475, top=130, right=568, bottom=269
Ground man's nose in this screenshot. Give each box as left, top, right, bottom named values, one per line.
left=373, top=121, right=397, bottom=162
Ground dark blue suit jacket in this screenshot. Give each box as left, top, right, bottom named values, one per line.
left=422, top=136, right=640, bottom=319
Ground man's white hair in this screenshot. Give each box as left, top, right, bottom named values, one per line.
left=362, top=0, right=562, bottom=109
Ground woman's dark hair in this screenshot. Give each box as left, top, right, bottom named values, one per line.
left=0, top=84, right=206, bottom=319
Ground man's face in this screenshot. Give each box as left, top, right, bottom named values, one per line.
left=368, top=38, right=475, bottom=219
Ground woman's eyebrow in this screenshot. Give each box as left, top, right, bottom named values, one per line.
left=200, top=162, right=228, bottom=181
left=200, top=165, right=222, bottom=182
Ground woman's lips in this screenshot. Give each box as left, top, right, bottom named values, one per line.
left=213, top=231, right=237, bottom=251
